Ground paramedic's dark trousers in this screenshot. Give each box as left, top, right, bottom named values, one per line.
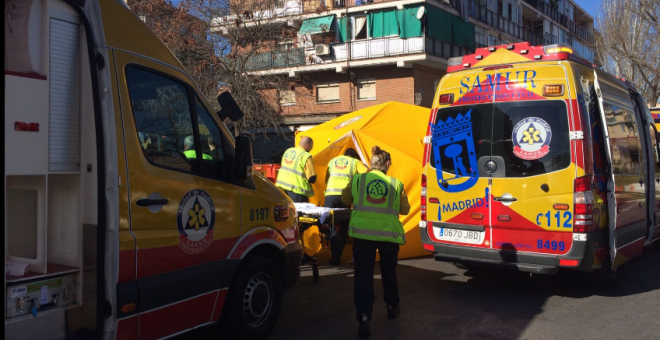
left=352, top=238, right=400, bottom=321
left=285, top=190, right=308, bottom=203
left=324, top=195, right=347, bottom=262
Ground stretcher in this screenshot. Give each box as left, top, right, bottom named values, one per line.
left=294, top=203, right=351, bottom=282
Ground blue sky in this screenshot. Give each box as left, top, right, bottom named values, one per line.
left=573, top=0, right=602, bottom=19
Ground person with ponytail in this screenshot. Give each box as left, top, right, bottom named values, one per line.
left=341, top=146, right=410, bottom=338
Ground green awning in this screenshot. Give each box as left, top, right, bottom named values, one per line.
left=368, top=9, right=399, bottom=38
left=426, top=5, right=475, bottom=50
left=397, top=5, right=423, bottom=38
left=337, top=17, right=349, bottom=42
left=299, top=15, right=335, bottom=35
left=426, top=5, right=452, bottom=43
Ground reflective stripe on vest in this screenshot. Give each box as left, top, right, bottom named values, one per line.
left=325, top=156, right=357, bottom=196
left=276, top=179, right=314, bottom=196
left=276, top=147, right=314, bottom=197
left=349, top=226, right=404, bottom=240
left=352, top=204, right=398, bottom=216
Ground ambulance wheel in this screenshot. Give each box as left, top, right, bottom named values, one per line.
left=222, top=255, right=282, bottom=340
left=593, top=256, right=620, bottom=289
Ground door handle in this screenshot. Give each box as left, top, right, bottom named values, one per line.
left=136, top=198, right=169, bottom=207
left=493, top=196, right=518, bottom=202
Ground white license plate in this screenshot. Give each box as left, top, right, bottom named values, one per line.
left=433, top=227, right=485, bottom=245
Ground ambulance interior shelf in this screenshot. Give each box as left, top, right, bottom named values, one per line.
left=293, top=203, right=351, bottom=282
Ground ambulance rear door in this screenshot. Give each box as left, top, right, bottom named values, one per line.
left=488, top=64, right=575, bottom=257
left=593, top=70, right=647, bottom=267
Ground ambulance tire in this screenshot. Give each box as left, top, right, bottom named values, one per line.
left=593, top=256, right=620, bottom=289
left=222, top=255, right=283, bottom=340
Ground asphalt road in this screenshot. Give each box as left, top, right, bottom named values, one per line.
left=180, top=246, right=660, bottom=340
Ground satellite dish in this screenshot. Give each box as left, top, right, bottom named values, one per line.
left=415, top=7, right=425, bottom=20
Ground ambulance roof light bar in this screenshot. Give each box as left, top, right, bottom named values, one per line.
left=447, top=42, right=592, bottom=73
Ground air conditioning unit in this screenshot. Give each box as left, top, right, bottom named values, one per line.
left=315, top=44, right=331, bottom=56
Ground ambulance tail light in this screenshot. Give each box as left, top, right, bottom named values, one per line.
left=274, top=205, right=289, bottom=221
left=280, top=207, right=299, bottom=243
left=421, top=174, right=427, bottom=223
left=573, top=176, right=595, bottom=233
left=438, top=93, right=454, bottom=104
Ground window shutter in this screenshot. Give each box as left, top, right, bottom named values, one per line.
left=49, top=17, right=80, bottom=172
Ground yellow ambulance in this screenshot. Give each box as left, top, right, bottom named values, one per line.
left=5, top=0, right=301, bottom=339
left=420, top=42, right=660, bottom=286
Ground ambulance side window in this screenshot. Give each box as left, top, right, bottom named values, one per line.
left=195, top=99, right=228, bottom=180
left=603, top=102, right=642, bottom=175
left=126, top=67, right=194, bottom=173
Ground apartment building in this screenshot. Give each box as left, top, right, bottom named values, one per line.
left=212, top=0, right=597, bottom=161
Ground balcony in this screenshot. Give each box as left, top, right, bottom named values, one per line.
left=241, top=36, right=471, bottom=72
left=522, top=0, right=594, bottom=44
left=522, top=0, right=566, bottom=25
left=569, top=21, right=594, bottom=44
left=244, top=48, right=306, bottom=71
left=470, top=5, right=523, bottom=40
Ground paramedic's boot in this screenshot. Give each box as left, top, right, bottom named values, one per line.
left=358, top=314, right=371, bottom=338
left=387, top=305, right=400, bottom=319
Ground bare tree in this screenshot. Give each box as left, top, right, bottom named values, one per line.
left=597, top=0, right=660, bottom=106
left=127, top=0, right=329, bottom=135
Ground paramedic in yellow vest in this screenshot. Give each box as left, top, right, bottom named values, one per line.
left=183, top=135, right=212, bottom=160
left=276, top=136, right=317, bottom=203
left=341, top=146, right=410, bottom=338
left=324, top=148, right=366, bottom=265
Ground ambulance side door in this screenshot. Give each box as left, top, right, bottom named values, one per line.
left=593, top=72, right=647, bottom=266
left=114, top=50, right=241, bottom=339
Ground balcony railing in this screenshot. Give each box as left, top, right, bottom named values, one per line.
left=522, top=0, right=594, bottom=44
left=244, top=48, right=306, bottom=71
left=240, top=36, right=471, bottom=72
left=569, top=21, right=594, bottom=44
left=469, top=5, right=523, bottom=40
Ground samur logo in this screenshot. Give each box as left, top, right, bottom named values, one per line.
left=334, top=157, right=349, bottom=170
left=366, top=179, right=388, bottom=204
left=283, top=149, right=297, bottom=165
left=512, top=117, right=552, bottom=160
left=177, top=189, right=215, bottom=254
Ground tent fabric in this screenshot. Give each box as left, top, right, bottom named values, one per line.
left=296, top=102, right=431, bottom=260
left=337, top=17, right=349, bottom=42
left=299, top=15, right=335, bottom=34
left=397, top=5, right=423, bottom=38
left=368, top=9, right=399, bottom=38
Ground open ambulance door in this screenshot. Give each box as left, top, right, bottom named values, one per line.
left=593, top=71, right=648, bottom=269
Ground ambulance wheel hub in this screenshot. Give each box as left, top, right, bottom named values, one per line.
left=243, top=272, right=273, bottom=327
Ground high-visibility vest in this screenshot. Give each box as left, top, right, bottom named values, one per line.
left=325, top=155, right=358, bottom=196
left=276, top=147, right=314, bottom=197
left=183, top=150, right=212, bottom=160
left=348, top=171, right=405, bottom=245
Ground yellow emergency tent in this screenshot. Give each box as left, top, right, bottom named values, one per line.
left=296, top=101, right=431, bottom=260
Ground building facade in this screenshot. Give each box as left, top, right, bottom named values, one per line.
left=213, top=0, right=597, bottom=162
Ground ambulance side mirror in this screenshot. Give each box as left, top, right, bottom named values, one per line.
left=233, top=135, right=253, bottom=181
left=217, top=91, right=244, bottom=122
